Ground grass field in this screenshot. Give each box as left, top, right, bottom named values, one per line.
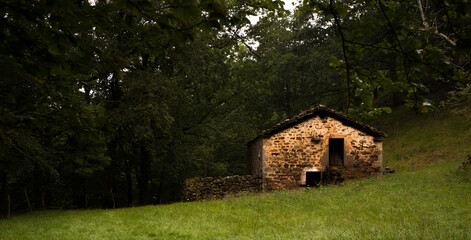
left=1, top=108, right=470, bottom=240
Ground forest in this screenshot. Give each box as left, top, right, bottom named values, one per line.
left=0, top=0, right=470, bottom=215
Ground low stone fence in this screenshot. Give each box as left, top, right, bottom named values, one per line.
left=182, top=175, right=262, bottom=201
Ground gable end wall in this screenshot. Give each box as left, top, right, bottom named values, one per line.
left=262, top=116, right=382, bottom=190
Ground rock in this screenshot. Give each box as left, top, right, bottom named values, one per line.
left=182, top=175, right=262, bottom=202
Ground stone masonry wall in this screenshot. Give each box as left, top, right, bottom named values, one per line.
left=262, top=116, right=382, bottom=190
left=182, top=175, right=262, bottom=201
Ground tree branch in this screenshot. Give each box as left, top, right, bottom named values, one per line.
left=417, top=0, right=430, bottom=29
left=330, top=0, right=351, bottom=114
left=235, top=33, right=261, bottom=59
left=377, top=0, right=419, bottom=109
left=343, top=39, right=395, bottom=51
left=417, top=0, right=456, bottom=46
left=126, top=0, right=205, bottom=32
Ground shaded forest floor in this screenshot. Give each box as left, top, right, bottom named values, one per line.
left=0, top=107, right=470, bottom=240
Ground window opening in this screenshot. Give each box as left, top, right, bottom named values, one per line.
left=305, top=172, right=322, bottom=187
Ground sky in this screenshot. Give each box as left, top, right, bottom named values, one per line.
left=248, top=0, right=299, bottom=24
left=283, top=0, right=298, bottom=11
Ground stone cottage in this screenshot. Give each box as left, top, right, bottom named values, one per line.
left=247, top=105, right=387, bottom=190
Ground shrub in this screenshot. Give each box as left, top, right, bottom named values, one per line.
left=454, top=155, right=471, bottom=182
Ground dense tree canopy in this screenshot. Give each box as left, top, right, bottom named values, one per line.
left=302, top=0, right=471, bottom=117
left=1, top=0, right=470, bottom=215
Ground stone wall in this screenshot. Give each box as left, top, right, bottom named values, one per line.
left=182, top=175, right=262, bottom=201
left=262, top=116, right=383, bottom=190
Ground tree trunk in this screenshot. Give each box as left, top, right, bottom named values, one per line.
left=25, top=188, right=32, bottom=212
left=105, top=75, right=122, bottom=208
left=85, top=193, right=88, bottom=209
left=137, top=145, right=151, bottom=206
left=110, top=187, right=115, bottom=209
left=71, top=176, right=85, bottom=208
left=0, top=172, right=8, bottom=218
left=156, top=172, right=164, bottom=205
left=33, top=166, right=44, bottom=210
left=7, top=194, right=10, bottom=218
left=106, top=139, right=117, bottom=209
left=125, top=160, right=133, bottom=207
left=41, top=191, right=45, bottom=210
left=106, top=163, right=116, bottom=209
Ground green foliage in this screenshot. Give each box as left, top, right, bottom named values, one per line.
left=243, top=12, right=345, bottom=127
left=322, top=166, right=345, bottom=185
left=301, top=0, right=471, bottom=117
left=2, top=0, right=470, bottom=213
left=447, top=82, right=471, bottom=121
left=0, top=0, right=284, bottom=210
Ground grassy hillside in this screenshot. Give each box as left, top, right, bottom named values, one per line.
left=374, top=106, right=471, bottom=171
left=0, top=107, right=470, bottom=240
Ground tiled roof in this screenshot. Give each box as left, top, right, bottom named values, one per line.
left=252, top=105, right=387, bottom=142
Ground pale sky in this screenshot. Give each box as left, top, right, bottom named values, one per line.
left=248, top=0, right=298, bottom=24
left=283, top=0, right=298, bottom=11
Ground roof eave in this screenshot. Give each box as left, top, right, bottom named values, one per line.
left=248, top=105, right=387, bottom=144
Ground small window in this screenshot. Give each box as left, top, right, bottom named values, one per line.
left=306, top=172, right=322, bottom=187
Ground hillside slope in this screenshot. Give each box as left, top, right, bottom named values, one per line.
left=374, top=106, right=471, bottom=171
left=0, top=107, right=470, bottom=240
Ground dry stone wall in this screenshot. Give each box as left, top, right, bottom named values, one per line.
left=262, top=116, right=382, bottom=190
left=182, top=175, right=262, bottom=201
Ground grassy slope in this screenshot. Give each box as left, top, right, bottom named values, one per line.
left=1, top=108, right=470, bottom=240
left=375, top=106, right=471, bottom=171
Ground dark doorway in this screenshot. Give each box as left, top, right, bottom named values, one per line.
left=306, top=172, right=322, bottom=187
left=329, top=138, right=344, bottom=166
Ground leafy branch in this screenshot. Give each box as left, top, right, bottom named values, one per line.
left=329, top=0, right=352, bottom=114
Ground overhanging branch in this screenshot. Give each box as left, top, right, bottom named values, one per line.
left=417, top=0, right=456, bottom=46
left=330, top=0, right=352, bottom=114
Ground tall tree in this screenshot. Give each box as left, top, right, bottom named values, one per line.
left=301, top=0, right=471, bottom=117
left=243, top=12, right=344, bottom=124
left=1, top=0, right=284, bottom=213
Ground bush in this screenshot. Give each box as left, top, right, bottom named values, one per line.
left=322, top=167, right=345, bottom=185
left=454, top=155, right=471, bottom=182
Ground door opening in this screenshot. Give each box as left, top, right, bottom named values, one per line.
left=329, top=138, right=344, bottom=166
left=305, top=172, right=322, bottom=187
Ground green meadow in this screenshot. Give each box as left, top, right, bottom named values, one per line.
left=1, top=108, right=470, bottom=240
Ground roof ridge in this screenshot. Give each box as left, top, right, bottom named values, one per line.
left=257, top=105, right=387, bottom=141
